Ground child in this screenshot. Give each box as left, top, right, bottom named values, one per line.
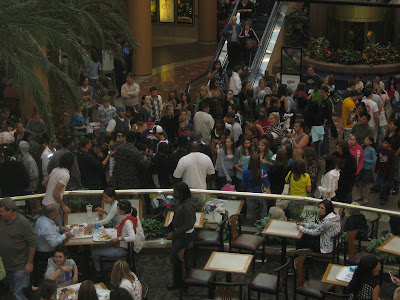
left=356, top=136, right=376, bottom=205
left=375, top=137, right=396, bottom=205
left=258, top=139, right=273, bottom=173
left=348, top=135, right=364, bottom=176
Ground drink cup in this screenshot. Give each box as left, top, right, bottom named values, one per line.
left=78, top=225, right=84, bottom=237
left=72, top=226, right=79, bottom=238
left=65, top=269, right=72, bottom=281
left=86, top=205, right=93, bottom=217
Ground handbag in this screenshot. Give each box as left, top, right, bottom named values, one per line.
left=282, top=171, right=291, bottom=195
left=246, top=40, right=258, bottom=49
left=261, top=170, right=271, bottom=194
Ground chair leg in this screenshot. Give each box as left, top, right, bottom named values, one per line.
left=285, top=284, right=288, bottom=300
left=208, top=284, right=213, bottom=299
left=262, top=241, right=265, bottom=264
left=253, top=251, right=256, bottom=274
left=380, top=262, right=384, bottom=285
left=257, top=291, right=260, bottom=300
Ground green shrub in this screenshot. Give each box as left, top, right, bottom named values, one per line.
left=367, top=233, right=398, bottom=264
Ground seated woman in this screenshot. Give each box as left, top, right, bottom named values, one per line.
left=88, top=188, right=123, bottom=228
left=348, top=255, right=380, bottom=300
left=44, top=246, right=78, bottom=288
left=91, top=200, right=137, bottom=272
left=296, top=200, right=341, bottom=254
left=111, top=260, right=142, bottom=300
left=77, top=280, right=98, bottom=300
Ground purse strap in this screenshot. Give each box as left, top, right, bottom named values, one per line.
left=286, top=171, right=292, bottom=184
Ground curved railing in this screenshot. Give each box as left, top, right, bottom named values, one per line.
left=4, top=189, right=400, bottom=218
left=185, top=1, right=240, bottom=94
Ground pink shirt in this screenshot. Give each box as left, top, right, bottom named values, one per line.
left=349, top=143, right=364, bottom=175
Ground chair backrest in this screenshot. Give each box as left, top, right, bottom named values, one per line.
left=228, top=214, right=242, bottom=241
left=212, top=282, right=247, bottom=300
left=293, top=256, right=306, bottom=288
left=369, top=214, right=382, bottom=239
left=218, top=211, right=229, bottom=251
left=141, top=283, right=148, bottom=300
left=346, top=230, right=359, bottom=258
left=332, top=230, right=343, bottom=263
left=275, top=256, right=291, bottom=291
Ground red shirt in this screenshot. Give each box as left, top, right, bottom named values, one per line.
left=254, top=119, right=269, bottom=139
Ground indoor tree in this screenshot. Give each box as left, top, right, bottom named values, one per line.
left=0, top=0, right=137, bottom=136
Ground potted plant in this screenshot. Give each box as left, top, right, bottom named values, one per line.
left=285, top=8, right=310, bottom=47
left=140, top=218, right=167, bottom=239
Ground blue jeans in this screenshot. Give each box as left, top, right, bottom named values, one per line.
left=170, top=232, right=195, bottom=285
left=320, top=124, right=330, bottom=156
left=7, top=269, right=30, bottom=300
left=376, top=175, right=392, bottom=203
left=91, top=246, right=127, bottom=271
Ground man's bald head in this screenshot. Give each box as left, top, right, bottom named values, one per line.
left=231, top=16, right=237, bottom=24
left=190, top=142, right=200, bottom=153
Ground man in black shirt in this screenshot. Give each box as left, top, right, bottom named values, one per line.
left=302, top=65, right=321, bottom=93
left=237, top=0, right=254, bottom=23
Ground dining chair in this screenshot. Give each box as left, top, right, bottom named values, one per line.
left=321, top=290, right=350, bottom=299
left=248, top=256, right=291, bottom=300
left=343, top=230, right=384, bottom=284
left=293, top=256, right=334, bottom=300
left=99, top=242, right=136, bottom=273
left=368, top=214, right=382, bottom=240
left=193, top=211, right=228, bottom=267
left=179, top=248, right=216, bottom=300
left=228, top=214, right=265, bottom=274
left=211, top=281, right=247, bottom=300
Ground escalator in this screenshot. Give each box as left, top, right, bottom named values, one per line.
left=186, top=1, right=288, bottom=94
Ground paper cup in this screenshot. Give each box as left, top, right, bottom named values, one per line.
left=78, top=225, right=85, bottom=237
left=72, top=226, right=79, bottom=238
left=86, top=205, right=93, bottom=217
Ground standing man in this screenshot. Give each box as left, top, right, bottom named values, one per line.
left=173, top=142, right=215, bottom=190
left=97, top=96, right=117, bottom=137
left=319, top=86, right=333, bottom=156
left=229, top=65, right=243, bottom=100
left=362, top=88, right=379, bottom=140
left=166, top=182, right=197, bottom=290
left=47, top=137, right=81, bottom=191
left=106, top=105, right=131, bottom=137
left=0, top=198, right=37, bottom=300
left=225, top=111, right=242, bottom=143
left=302, top=65, right=320, bottom=94
left=149, top=87, right=163, bottom=123
left=121, top=73, right=140, bottom=112
left=222, top=17, right=242, bottom=68
left=193, top=102, right=215, bottom=145
left=342, top=89, right=360, bottom=141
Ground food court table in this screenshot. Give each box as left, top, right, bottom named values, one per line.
left=163, top=211, right=205, bottom=229
left=262, top=219, right=303, bottom=263
left=205, top=200, right=244, bottom=223
left=57, top=282, right=109, bottom=300
left=378, top=235, right=400, bottom=296
left=204, top=251, right=253, bottom=282
left=321, top=263, right=350, bottom=287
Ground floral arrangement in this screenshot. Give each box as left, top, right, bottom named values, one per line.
left=305, top=36, right=400, bottom=65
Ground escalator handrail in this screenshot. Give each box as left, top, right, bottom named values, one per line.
left=185, top=1, right=240, bottom=94
left=248, top=1, right=283, bottom=87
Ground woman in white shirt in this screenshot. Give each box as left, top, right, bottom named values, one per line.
left=111, top=260, right=142, bottom=300
left=318, top=154, right=340, bottom=201
left=91, top=200, right=137, bottom=272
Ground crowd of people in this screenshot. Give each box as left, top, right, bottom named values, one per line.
left=1, top=30, right=400, bottom=299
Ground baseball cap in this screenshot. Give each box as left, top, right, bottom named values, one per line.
left=151, top=125, right=163, bottom=134
left=116, top=105, right=126, bottom=112
left=184, top=123, right=194, bottom=131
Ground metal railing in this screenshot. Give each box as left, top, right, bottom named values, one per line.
left=4, top=189, right=400, bottom=218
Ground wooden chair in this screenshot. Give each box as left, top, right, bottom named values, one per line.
left=228, top=214, right=265, bottom=274
left=211, top=282, right=247, bottom=300
left=296, top=231, right=342, bottom=264
left=141, top=283, right=148, bottom=299
left=193, top=211, right=228, bottom=267
left=343, top=230, right=384, bottom=284
left=99, top=242, right=136, bottom=273
left=179, top=248, right=216, bottom=300
left=293, top=256, right=333, bottom=300
left=248, top=256, right=291, bottom=300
